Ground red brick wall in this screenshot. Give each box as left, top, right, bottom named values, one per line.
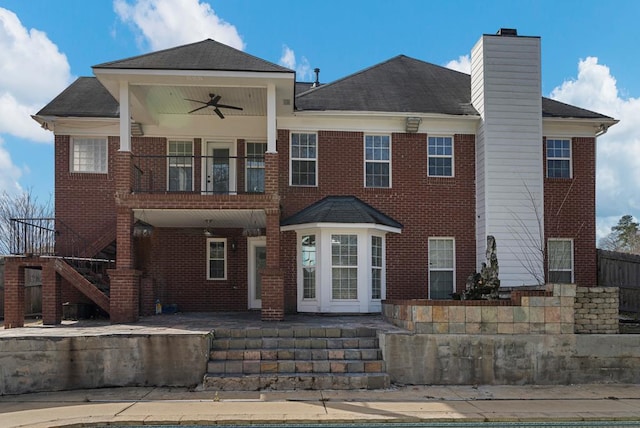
left=544, top=136, right=597, bottom=286
left=278, top=130, right=477, bottom=301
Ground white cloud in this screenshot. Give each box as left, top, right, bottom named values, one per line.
left=279, top=45, right=312, bottom=81
left=550, top=57, right=640, bottom=240
left=0, top=7, right=70, bottom=193
left=114, top=0, right=244, bottom=51
left=0, top=136, right=22, bottom=194
left=445, top=54, right=471, bottom=74
left=0, top=7, right=71, bottom=143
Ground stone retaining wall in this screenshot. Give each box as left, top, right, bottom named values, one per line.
left=383, top=284, right=576, bottom=334
left=575, top=286, right=619, bottom=334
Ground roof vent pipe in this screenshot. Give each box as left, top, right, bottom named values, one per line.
left=497, top=28, right=518, bottom=36
left=312, top=68, right=320, bottom=87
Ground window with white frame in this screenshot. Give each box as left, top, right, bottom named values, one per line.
left=207, top=238, right=227, bottom=280
left=371, top=236, right=383, bottom=299
left=302, top=234, right=316, bottom=299
left=331, top=234, right=358, bottom=299
left=546, top=138, right=571, bottom=178
left=246, top=142, right=267, bottom=193
left=168, top=140, right=193, bottom=191
left=427, top=136, right=454, bottom=177
left=290, top=132, right=317, bottom=186
left=71, top=137, right=107, bottom=173
left=365, top=135, right=390, bottom=188
left=548, top=239, right=573, bottom=283
left=429, top=238, right=455, bottom=299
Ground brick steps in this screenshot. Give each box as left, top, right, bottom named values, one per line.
left=202, top=326, right=389, bottom=391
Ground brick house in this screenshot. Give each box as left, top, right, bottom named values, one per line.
left=4, top=28, right=617, bottom=325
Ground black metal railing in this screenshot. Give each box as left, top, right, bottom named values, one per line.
left=9, top=217, right=56, bottom=256
left=132, top=154, right=266, bottom=195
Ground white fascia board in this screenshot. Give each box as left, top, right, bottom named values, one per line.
left=279, top=114, right=478, bottom=134
left=293, top=110, right=479, bottom=120
left=33, top=116, right=120, bottom=135
left=543, top=117, right=619, bottom=137
left=281, top=222, right=401, bottom=234
left=93, top=68, right=295, bottom=80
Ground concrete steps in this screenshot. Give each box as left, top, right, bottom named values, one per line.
left=202, top=326, right=389, bottom=391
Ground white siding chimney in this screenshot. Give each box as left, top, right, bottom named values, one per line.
left=471, top=29, right=544, bottom=287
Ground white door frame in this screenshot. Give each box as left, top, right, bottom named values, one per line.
left=203, top=141, right=237, bottom=195
left=248, top=236, right=266, bottom=309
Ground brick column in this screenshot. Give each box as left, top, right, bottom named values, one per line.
left=261, top=208, right=284, bottom=321
left=41, top=260, right=62, bottom=325
left=108, top=268, right=141, bottom=323
left=264, top=152, right=279, bottom=195
left=114, top=150, right=133, bottom=195
left=3, top=259, right=25, bottom=329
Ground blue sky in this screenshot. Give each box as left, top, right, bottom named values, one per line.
left=1, top=0, right=639, bottom=240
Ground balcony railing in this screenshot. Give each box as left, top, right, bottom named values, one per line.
left=9, top=218, right=95, bottom=258
left=133, top=155, right=266, bottom=195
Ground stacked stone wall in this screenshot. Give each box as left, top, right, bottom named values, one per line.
left=574, top=286, right=619, bottom=334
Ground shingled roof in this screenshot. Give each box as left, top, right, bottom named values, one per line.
left=36, top=77, right=118, bottom=117
left=296, top=55, right=478, bottom=116
left=93, top=39, right=293, bottom=73
left=281, top=196, right=403, bottom=230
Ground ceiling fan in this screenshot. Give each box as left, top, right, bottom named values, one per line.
left=184, top=93, right=243, bottom=119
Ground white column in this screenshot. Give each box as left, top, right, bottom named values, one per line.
left=266, top=83, right=277, bottom=153
left=119, top=80, right=131, bottom=152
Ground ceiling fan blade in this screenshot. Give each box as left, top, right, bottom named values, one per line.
left=184, top=98, right=207, bottom=105
left=212, top=95, right=222, bottom=104
left=188, top=105, right=209, bottom=114
left=213, top=108, right=225, bottom=119
left=216, top=104, right=243, bottom=111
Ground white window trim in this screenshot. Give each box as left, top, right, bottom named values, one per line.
left=245, top=141, right=267, bottom=193
left=364, top=134, right=392, bottom=188
left=547, top=238, right=574, bottom=283
left=206, top=238, right=227, bottom=280
left=167, top=139, right=194, bottom=191
left=371, top=235, right=385, bottom=300
left=428, top=237, right=456, bottom=299
left=546, top=137, right=572, bottom=179
left=70, top=137, right=108, bottom=174
left=289, top=132, right=318, bottom=187
left=294, top=227, right=387, bottom=313
left=427, top=135, right=455, bottom=178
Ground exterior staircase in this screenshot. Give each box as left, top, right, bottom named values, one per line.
left=202, top=326, right=390, bottom=390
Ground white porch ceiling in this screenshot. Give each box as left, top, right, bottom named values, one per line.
left=134, top=209, right=266, bottom=229
left=131, top=85, right=266, bottom=117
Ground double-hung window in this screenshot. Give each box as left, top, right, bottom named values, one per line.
left=168, top=140, right=193, bottom=191
left=246, top=142, right=266, bottom=193
left=371, top=236, right=383, bottom=299
left=71, top=137, right=108, bottom=173
left=548, top=239, right=573, bottom=283
left=546, top=138, right=571, bottom=178
left=331, top=234, right=358, bottom=299
left=207, top=238, right=227, bottom=280
left=290, top=132, right=317, bottom=186
left=429, top=238, right=455, bottom=299
left=427, top=136, right=454, bottom=177
left=365, top=135, right=391, bottom=188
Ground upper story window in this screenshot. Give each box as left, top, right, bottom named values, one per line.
left=364, top=135, right=391, bottom=188
left=290, top=132, right=317, bottom=186
left=71, top=137, right=107, bottom=173
left=246, top=142, right=267, bottom=193
left=168, top=140, right=193, bottom=191
left=548, top=239, right=573, bottom=283
left=428, top=136, right=454, bottom=177
left=546, top=138, right=571, bottom=178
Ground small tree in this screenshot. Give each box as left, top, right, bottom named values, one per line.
left=599, top=215, right=640, bottom=254
left=0, top=190, right=53, bottom=255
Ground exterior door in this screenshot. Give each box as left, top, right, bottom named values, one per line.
left=248, top=237, right=266, bottom=309
left=205, top=142, right=236, bottom=194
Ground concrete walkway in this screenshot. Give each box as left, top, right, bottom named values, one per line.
left=1, top=384, right=640, bottom=427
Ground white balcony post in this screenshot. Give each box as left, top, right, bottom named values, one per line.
left=267, top=83, right=277, bottom=153
left=119, top=80, right=131, bottom=152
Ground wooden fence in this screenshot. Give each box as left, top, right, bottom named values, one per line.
left=597, top=249, right=640, bottom=317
